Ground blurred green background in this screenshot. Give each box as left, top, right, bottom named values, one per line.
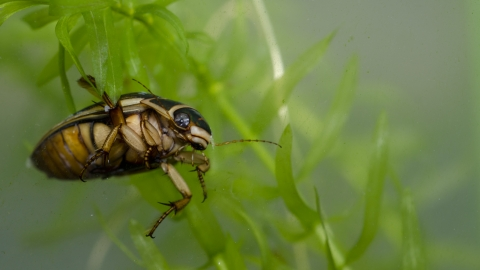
left=0, top=0, right=478, bottom=269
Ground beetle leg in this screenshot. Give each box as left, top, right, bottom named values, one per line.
left=174, top=152, right=210, bottom=202
left=147, top=162, right=192, bottom=238
left=80, top=125, right=120, bottom=181
left=141, top=118, right=162, bottom=146
left=144, top=146, right=154, bottom=169
left=195, top=168, right=207, bottom=202
left=120, top=124, right=147, bottom=153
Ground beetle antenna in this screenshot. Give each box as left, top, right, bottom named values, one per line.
left=215, top=139, right=281, bottom=148
left=132, top=78, right=155, bottom=95
left=91, top=100, right=104, bottom=107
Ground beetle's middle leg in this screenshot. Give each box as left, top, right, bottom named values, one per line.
left=174, top=152, right=210, bottom=202
left=147, top=162, right=192, bottom=238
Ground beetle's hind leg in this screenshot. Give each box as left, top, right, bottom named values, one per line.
left=80, top=125, right=121, bottom=181
left=147, top=162, right=192, bottom=238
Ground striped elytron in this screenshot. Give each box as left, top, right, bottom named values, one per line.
left=31, top=76, right=212, bottom=238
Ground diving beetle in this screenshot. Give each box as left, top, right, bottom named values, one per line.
left=31, top=76, right=279, bottom=238
left=31, top=76, right=213, bottom=238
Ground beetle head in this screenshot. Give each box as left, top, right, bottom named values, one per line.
left=143, top=97, right=212, bottom=150
left=171, top=107, right=212, bottom=150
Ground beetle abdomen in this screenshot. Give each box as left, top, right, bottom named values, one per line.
left=31, top=122, right=126, bottom=180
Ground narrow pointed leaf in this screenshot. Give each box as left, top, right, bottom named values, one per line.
left=56, top=15, right=100, bottom=97
left=401, top=189, right=426, bottom=270
left=135, top=4, right=188, bottom=65
left=140, top=4, right=188, bottom=53
left=122, top=18, right=149, bottom=84
left=186, top=31, right=214, bottom=45
left=58, top=43, right=76, bottom=113
left=252, top=31, right=336, bottom=133
left=212, top=92, right=276, bottom=172
left=38, top=24, right=89, bottom=86
left=0, top=1, right=43, bottom=26
left=129, top=219, right=169, bottom=270
left=218, top=197, right=274, bottom=269
left=94, top=207, right=142, bottom=267
left=298, top=55, right=358, bottom=181
left=346, top=112, right=389, bottom=264
left=218, top=0, right=248, bottom=81
left=55, top=17, right=85, bottom=77
left=314, top=187, right=337, bottom=270
left=276, top=124, right=319, bottom=229
left=83, top=7, right=123, bottom=101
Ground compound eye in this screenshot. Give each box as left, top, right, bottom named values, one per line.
left=174, top=112, right=190, bottom=128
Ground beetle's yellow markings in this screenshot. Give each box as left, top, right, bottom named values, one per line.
left=143, top=119, right=162, bottom=146
left=121, top=125, right=147, bottom=153
left=79, top=123, right=95, bottom=153
left=45, top=138, right=75, bottom=179
left=51, top=133, right=84, bottom=176
left=92, top=123, right=112, bottom=166
left=140, top=99, right=170, bottom=120
left=35, top=144, right=58, bottom=179
left=93, top=123, right=111, bottom=148
left=126, top=114, right=142, bottom=136
left=125, top=148, right=143, bottom=163
left=109, top=141, right=129, bottom=162
left=62, top=125, right=89, bottom=165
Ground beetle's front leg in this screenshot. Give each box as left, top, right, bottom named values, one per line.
left=174, top=152, right=210, bottom=202
left=147, top=162, right=192, bottom=238
left=80, top=125, right=121, bottom=181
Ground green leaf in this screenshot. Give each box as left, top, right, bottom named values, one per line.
left=186, top=31, right=215, bottom=45
left=38, top=24, right=89, bottom=86
left=129, top=219, right=170, bottom=270
left=314, top=187, right=337, bottom=270
left=83, top=7, right=123, bottom=101
left=217, top=196, right=275, bottom=269
left=136, top=4, right=188, bottom=54
left=210, top=91, right=276, bottom=172
left=297, top=55, right=358, bottom=181
left=134, top=5, right=189, bottom=68
left=252, top=31, right=336, bottom=133
left=94, top=208, right=143, bottom=267
left=217, top=0, right=248, bottom=81
left=58, top=43, right=76, bottom=113
left=216, top=235, right=247, bottom=270
left=121, top=18, right=149, bottom=84
left=22, top=6, right=59, bottom=29
left=0, top=1, right=44, bottom=26
left=401, top=189, right=426, bottom=270
left=55, top=16, right=85, bottom=75
left=185, top=201, right=226, bottom=257
left=55, top=15, right=100, bottom=97
left=346, top=112, right=389, bottom=264
left=275, top=124, right=320, bottom=229
left=49, top=0, right=114, bottom=16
